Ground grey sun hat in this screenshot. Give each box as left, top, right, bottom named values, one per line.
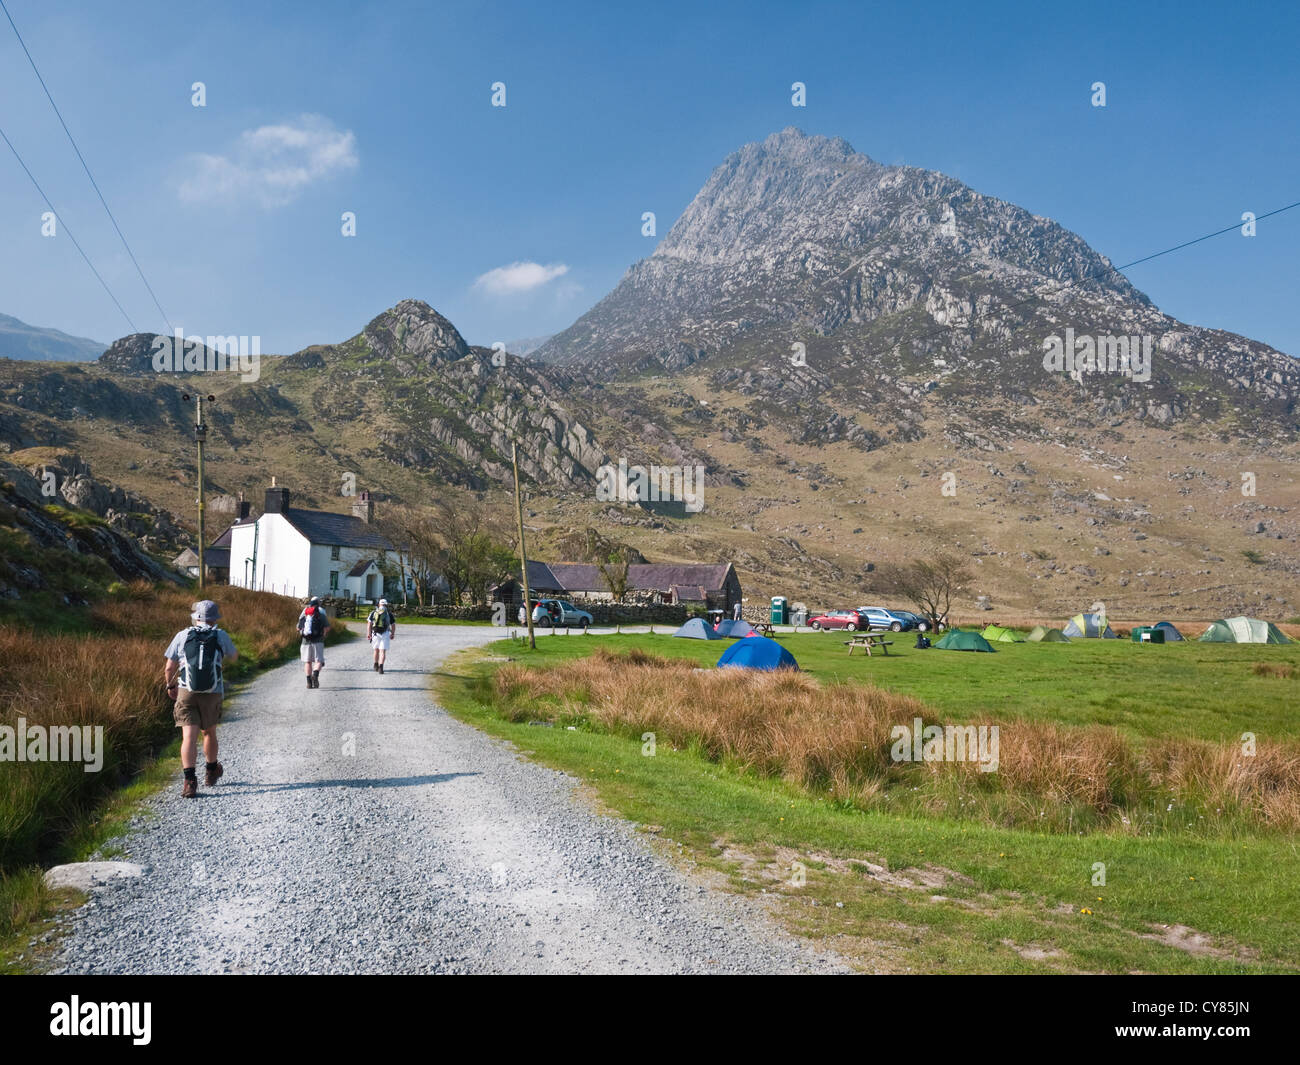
left=309, top=596, right=321, bottom=605
left=378, top=598, right=389, bottom=606
left=191, top=599, right=221, bottom=623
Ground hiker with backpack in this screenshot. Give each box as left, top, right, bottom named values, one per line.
left=163, top=600, right=238, bottom=799
left=297, top=596, right=331, bottom=688
left=367, top=597, right=395, bottom=674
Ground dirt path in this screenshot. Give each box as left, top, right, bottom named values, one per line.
left=47, top=624, right=846, bottom=974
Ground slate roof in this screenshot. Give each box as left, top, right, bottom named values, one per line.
left=347, top=558, right=379, bottom=577
left=499, top=561, right=734, bottom=597
left=280, top=507, right=393, bottom=550
left=628, top=563, right=733, bottom=592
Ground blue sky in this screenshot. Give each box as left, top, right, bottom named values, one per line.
left=1, top=0, right=1297, bottom=355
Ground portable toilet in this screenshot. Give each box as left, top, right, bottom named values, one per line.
left=770, top=596, right=788, bottom=625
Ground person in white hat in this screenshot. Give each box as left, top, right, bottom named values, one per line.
left=366, top=598, right=396, bottom=674
left=162, top=600, right=238, bottom=798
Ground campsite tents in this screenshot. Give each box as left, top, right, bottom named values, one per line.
left=1198, top=616, right=1292, bottom=644
left=1153, top=621, right=1184, bottom=642
left=935, top=629, right=996, bottom=653
left=981, top=624, right=1025, bottom=643
left=716, top=618, right=758, bottom=638
left=1062, top=613, right=1118, bottom=639
left=1026, top=625, right=1070, bottom=642
left=673, top=618, right=723, bottom=640
left=716, top=636, right=799, bottom=671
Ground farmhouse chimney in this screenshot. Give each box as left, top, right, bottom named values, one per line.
left=264, top=483, right=290, bottom=514
left=352, top=489, right=374, bottom=524
left=236, top=500, right=251, bottom=520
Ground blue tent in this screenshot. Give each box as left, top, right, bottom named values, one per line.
left=716, top=636, right=799, bottom=671
left=673, top=617, right=723, bottom=640
left=716, top=618, right=758, bottom=638
left=1153, top=621, right=1185, bottom=642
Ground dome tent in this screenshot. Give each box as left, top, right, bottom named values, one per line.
left=673, top=618, right=723, bottom=640
left=1153, top=621, right=1184, bottom=642
left=1062, top=612, right=1118, bottom=639
left=1198, top=616, right=1291, bottom=644
left=935, top=629, right=996, bottom=653
left=980, top=624, right=1025, bottom=643
left=1027, top=625, right=1070, bottom=642
left=716, top=636, right=799, bottom=671
left=716, top=618, right=758, bottom=638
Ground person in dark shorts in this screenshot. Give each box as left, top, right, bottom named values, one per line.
left=297, top=596, right=331, bottom=688
left=164, top=600, right=238, bottom=798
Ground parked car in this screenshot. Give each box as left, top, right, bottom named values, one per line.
left=808, top=610, right=865, bottom=631
left=519, top=598, right=593, bottom=629
left=855, top=606, right=920, bottom=632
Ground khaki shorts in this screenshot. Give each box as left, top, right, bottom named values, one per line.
left=173, top=689, right=223, bottom=730
left=300, top=639, right=326, bottom=663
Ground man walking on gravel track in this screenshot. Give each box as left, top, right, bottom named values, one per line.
left=297, top=596, right=330, bottom=688
left=164, top=599, right=238, bottom=799
left=367, top=597, right=395, bottom=674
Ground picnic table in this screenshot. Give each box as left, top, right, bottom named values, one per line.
left=844, top=632, right=894, bottom=656
left=755, top=621, right=776, bottom=636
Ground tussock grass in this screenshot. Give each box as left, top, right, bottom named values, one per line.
left=1252, top=661, right=1295, bottom=679
left=493, top=648, right=1300, bottom=833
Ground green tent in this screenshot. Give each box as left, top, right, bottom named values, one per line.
left=935, top=629, right=996, bottom=653
left=1198, top=616, right=1292, bottom=644
left=1027, top=625, right=1070, bottom=642
left=1062, top=612, right=1118, bottom=639
left=980, top=624, right=1025, bottom=643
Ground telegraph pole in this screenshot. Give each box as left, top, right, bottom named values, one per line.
left=511, top=441, right=536, bottom=649
left=183, top=393, right=213, bottom=590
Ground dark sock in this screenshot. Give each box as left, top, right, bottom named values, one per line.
left=205, top=761, right=218, bottom=769
left=183, top=767, right=197, bottom=781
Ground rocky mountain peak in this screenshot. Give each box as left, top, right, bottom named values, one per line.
left=97, top=333, right=164, bottom=376
left=361, top=299, right=470, bottom=365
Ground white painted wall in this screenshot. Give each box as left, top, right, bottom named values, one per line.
left=227, top=514, right=311, bottom=596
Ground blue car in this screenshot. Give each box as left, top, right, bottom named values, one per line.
left=855, top=606, right=922, bottom=632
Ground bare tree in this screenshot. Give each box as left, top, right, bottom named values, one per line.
left=596, top=546, right=632, bottom=602
left=870, top=553, right=972, bottom=631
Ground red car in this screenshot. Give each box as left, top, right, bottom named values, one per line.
left=808, top=610, right=866, bottom=631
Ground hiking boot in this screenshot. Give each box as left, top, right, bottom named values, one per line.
left=373, top=661, right=379, bottom=672
left=182, top=777, right=198, bottom=799
left=307, top=674, right=314, bottom=688
left=204, top=762, right=223, bottom=787
left=313, top=671, right=321, bottom=688
left=378, top=662, right=384, bottom=675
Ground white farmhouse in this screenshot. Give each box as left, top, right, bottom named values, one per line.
left=227, top=483, right=395, bottom=601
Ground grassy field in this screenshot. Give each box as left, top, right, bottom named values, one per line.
left=522, top=628, right=1300, bottom=743
left=435, top=629, right=1300, bottom=973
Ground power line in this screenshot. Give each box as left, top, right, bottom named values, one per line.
left=0, top=122, right=139, bottom=333
left=1, top=0, right=172, bottom=332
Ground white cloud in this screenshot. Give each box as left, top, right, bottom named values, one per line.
left=179, top=115, right=358, bottom=208
left=473, top=261, right=570, bottom=296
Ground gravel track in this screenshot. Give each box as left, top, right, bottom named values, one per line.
left=47, top=625, right=847, bottom=975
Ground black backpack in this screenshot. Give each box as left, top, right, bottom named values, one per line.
left=370, top=608, right=390, bottom=633
left=183, top=627, right=224, bottom=693
left=299, top=608, right=326, bottom=640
